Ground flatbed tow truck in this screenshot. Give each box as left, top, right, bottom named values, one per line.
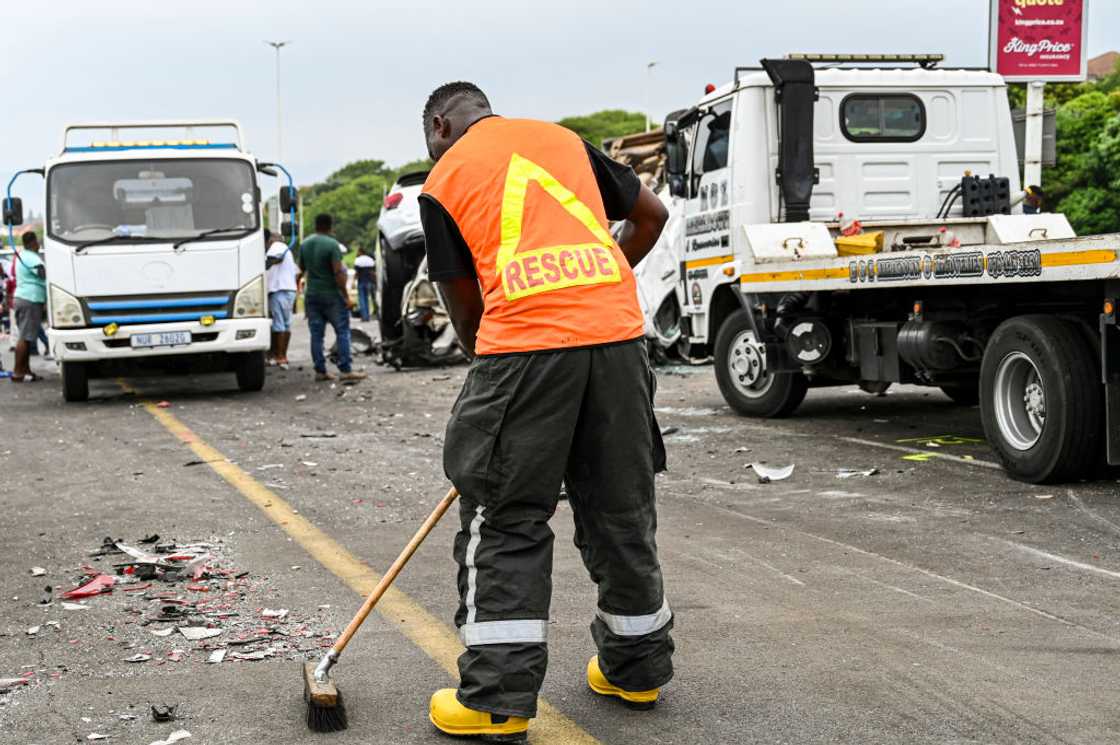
left=652, top=54, right=1119, bottom=482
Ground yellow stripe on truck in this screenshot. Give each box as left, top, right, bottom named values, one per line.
left=1040, top=249, right=1117, bottom=268
left=685, top=254, right=735, bottom=270
left=740, top=266, right=851, bottom=283
left=739, top=248, right=1118, bottom=285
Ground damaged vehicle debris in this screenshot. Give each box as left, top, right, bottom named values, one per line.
left=3, top=533, right=342, bottom=711
left=374, top=171, right=467, bottom=369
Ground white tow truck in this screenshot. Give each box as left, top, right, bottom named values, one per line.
left=648, top=55, right=1119, bottom=483
left=3, top=121, right=300, bottom=401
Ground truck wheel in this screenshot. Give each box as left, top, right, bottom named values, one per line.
left=940, top=382, right=979, bottom=406
left=979, top=316, right=1102, bottom=483
left=234, top=351, right=266, bottom=392
left=61, top=361, right=89, bottom=402
left=379, top=246, right=407, bottom=343
left=715, top=309, right=808, bottom=418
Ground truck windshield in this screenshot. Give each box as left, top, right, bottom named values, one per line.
left=47, top=158, right=258, bottom=245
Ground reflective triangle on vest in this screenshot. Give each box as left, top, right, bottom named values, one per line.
left=497, top=153, right=621, bottom=301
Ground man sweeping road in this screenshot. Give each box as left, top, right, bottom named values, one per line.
left=418, top=81, right=674, bottom=741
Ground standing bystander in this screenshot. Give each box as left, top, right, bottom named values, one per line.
left=265, top=228, right=300, bottom=369
left=352, top=245, right=377, bottom=322
left=11, top=232, right=47, bottom=382
left=298, top=214, right=367, bottom=382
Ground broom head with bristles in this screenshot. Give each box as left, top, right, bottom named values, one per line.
left=304, top=660, right=348, bottom=732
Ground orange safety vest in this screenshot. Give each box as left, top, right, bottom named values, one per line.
left=422, top=117, right=644, bottom=356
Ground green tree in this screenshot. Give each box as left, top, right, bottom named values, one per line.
left=557, top=110, right=647, bottom=145
left=301, top=173, right=389, bottom=251
left=1053, top=114, right=1120, bottom=234
left=296, top=157, right=435, bottom=254
left=395, top=158, right=434, bottom=177
left=1005, top=58, right=1120, bottom=235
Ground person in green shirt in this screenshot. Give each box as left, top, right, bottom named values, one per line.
left=298, top=213, right=366, bottom=382
left=12, top=232, right=47, bottom=382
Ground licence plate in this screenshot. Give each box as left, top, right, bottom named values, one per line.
left=129, top=331, right=192, bottom=349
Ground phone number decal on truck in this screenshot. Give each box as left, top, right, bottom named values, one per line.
left=849, top=248, right=1043, bottom=284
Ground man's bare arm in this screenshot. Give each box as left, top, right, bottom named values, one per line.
left=332, top=258, right=353, bottom=308
left=615, top=184, right=669, bottom=267
left=437, top=276, right=484, bottom=358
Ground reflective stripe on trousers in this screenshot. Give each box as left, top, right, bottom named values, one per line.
left=445, top=342, right=674, bottom=719
left=596, top=600, right=672, bottom=637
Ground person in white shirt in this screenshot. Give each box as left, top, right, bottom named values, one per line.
left=265, top=228, right=301, bottom=369
left=352, top=245, right=377, bottom=322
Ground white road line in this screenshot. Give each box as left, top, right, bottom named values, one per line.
left=1065, top=489, right=1120, bottom=537
left=701, top=501, right=1120, bottom=645
left=839, top=437, right=1002, bottom=470
left=845, top=571, right=936, bottom=604
left=727, top=547, right=807, bottom=586
left=1005, top=540, right=1120, bottom=581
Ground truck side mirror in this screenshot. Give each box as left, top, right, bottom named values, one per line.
left=3, top=197, right=23, bottom=226
left=281, top=221, right=295, bottom=239
left=664, top=131, right=689, bottom=199
left=279, top=186, right=297, bottom=214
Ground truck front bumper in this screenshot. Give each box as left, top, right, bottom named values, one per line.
left=50, top=318, right=271, bottom=362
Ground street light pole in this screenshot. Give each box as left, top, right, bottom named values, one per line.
left=645, top=61, right=658, bottom=133
left=265, top=40, right=292, bottom=160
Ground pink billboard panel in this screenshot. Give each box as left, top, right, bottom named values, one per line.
left=990, top=0, right=1088, bottom=82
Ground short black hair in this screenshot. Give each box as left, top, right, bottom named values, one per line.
left=422, top=81, right=490, bottom=137
left=315, top=213, right=333, bottom=232
left=21, top=232, right=37, bottom=247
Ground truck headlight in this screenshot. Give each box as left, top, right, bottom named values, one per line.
left=50, top=285, right=85, bottom=328
left=233, top=275, right=265, bottom=318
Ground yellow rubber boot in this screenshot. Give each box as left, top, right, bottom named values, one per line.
left=586, top=656, right=660, bottom=710
left=429, top=688, right=529, bottom=743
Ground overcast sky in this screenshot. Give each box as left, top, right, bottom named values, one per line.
left=2, top=0, right=1116, bottom=201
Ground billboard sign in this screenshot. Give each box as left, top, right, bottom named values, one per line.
left=989, top=0, right=1089, bottom=82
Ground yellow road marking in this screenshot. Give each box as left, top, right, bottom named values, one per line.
left=136, top=393, right=601, bottom=744
left=684, top=254, right=734, bottom=270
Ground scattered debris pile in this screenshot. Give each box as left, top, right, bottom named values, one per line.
left=6, top=534, right=337, bottom=696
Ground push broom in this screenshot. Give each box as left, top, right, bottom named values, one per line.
left=304, top=486, right=460, bottom=732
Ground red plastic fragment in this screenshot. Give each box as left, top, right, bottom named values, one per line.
left=60, top=574, right=115, bottom=599
left=156, top=401, right=171, bottom=409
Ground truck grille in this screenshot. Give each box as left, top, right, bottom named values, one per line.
left=83, top=292, right=234, bottom=327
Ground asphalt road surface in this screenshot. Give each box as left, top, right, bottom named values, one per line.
left=3, top=321, right=1119, bottom=745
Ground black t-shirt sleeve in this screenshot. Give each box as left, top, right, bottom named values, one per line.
left=418, top=194, right=477, bottom=281
left=584, top=141, right=641, bottom=221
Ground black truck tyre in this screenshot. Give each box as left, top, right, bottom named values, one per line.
left=234, top=351, right=266, bottom=392
left=979, top=315, right=1102, bottom=483
left=378, top=246, right=408, bottom=344
left=715, top=309, right=808, bottom=418
left=61, top=361, right=89, bottom=402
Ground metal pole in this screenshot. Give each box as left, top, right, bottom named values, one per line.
left=265, top=41, right=292, bottom=160
left=1024, top=80, right=1045, bottom=188
left=645, top=61, right=658, bottom=133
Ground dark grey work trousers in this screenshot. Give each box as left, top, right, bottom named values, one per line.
left=443, top=338, right=675, bottom=718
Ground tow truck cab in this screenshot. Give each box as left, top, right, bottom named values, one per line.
left=656, top=55, right=1120, bottom=483
left=15, top=121, right=295, bottom=401
left=665, top=56, right=1022, bottom=353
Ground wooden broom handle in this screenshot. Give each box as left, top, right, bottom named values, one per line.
left=333, top=486, right=460, bottom=654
